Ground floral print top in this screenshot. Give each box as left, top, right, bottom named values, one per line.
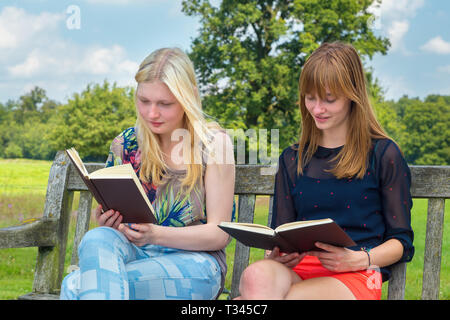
left=106, top=127, right=207, bottom=227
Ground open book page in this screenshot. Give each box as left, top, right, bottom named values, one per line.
left=275, top=218, right=333, bottom=232
left=218, top=222, right=275, bottom=236
left=89, top=164, right=135, bottom=177
left=66, top=147, right=89, bottom=177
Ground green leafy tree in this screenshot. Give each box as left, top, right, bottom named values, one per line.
left=182, top=0, right=390, bottom=150
left=49, top=81, right=136, bottom=161
left=399, top=95, right=450, bottom=165
left=0, top=87, right=61, bottom=159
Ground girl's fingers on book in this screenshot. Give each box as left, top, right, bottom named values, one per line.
left=273, top=252, right=300, bottom=266
left=314, top=242, right=339, bottom=252
left=269, top=247, right=280, bottom=257
left=112, top=214, right=123, bottom=229
left=99, top=210, right=119, bottom=227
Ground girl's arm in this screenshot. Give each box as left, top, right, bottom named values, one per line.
left=121, top=131, right=235, bottom=251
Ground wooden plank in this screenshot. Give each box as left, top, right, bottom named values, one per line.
left=67, top=163, right=104, bottom=191
left=387, top=263, right=407, bottom=300
left=70, top=191, right=93, bottom=266
left=234, top=165, right=275, bottom=195
left=410, top=166, right=450, bottom=198
left=267, top=195, right=274, bottom=227
left=421, top=198, right=445, bottom=300
left=0, top=218, right=58, bottom=248
left=18, top=292, right=60, bottom=300
left=230, top=194, right=256, bottom=299
left=32, top=151, right=74, bottom=294
left=67, top=164, right=450, bottom=198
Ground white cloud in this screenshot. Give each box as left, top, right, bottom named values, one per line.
left=85, top=0, right=162, bottom=4
left=437, top=65, right=450, bottom=74
left=377, top=74, right=415, bottom=100
left=8, top=50, right=43, bottom=77
left=0, top=6, right=138, bottom=101
left=421, top=36, right=450, bottom=55
left=368, top=0, right=425, bottom=53
left=77, top=45, right=138, bottom=75
left=0, top=6, right=63, bottom=50
left=7, top=42, right=138, bottom=83
left=387, top=20, right=409, bottom=52
left=368, top=0, right=425, bottom=24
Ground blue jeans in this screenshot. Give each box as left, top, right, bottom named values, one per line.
left=60, top=227, right=221, bottom=300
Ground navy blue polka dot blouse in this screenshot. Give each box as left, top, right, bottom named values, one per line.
left=271, top=139, right=415, bottom=281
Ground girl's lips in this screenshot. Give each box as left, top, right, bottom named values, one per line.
left=150, top=121, right=163, bottom=127
left=314, top=116, right=329, bottom=123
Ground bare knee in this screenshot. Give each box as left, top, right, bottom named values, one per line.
left=239, top=260, right=295, bottom=299
left=239, top=261, right=270, bottom=290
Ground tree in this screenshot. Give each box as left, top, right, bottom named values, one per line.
left=399, top=95, right=450, bottom=165
left=49, top=81, right=136, bottom=161
left=182, top=0, right=390, bottom=150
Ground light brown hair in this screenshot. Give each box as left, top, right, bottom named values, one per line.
left=297, top=42, right=390, bottom=179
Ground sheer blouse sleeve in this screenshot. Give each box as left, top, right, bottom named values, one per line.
left=105, top=134, right=124, bottom=168
left=377, top=140, right=415, bottom=262
left=270, top=147, right=298, bottom=229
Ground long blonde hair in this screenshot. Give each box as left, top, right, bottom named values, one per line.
left=134, top=47, right=221, bottom=191
left=297, top=42, right=390, bottom=179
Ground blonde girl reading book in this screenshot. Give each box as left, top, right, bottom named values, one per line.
left=60, top=48, right=235, bottom=300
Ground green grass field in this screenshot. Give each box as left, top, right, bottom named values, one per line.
left=0, top=158, right=448, bottom=300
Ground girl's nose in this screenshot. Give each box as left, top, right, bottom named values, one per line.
left=312, top=100, right=326, bottom=114
left=148, top=104, right=160, bottom=119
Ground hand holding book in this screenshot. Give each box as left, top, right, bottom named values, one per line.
left=94, top=205, right=123, bottom=229
left=302, top=241, right=371, bottom=272
left=265, top=246, right=307, bottom=268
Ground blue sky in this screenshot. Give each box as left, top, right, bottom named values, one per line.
left=0, top=0, right=449, bottom=103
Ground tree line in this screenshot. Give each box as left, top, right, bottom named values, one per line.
left=0, top=82, right=448, bottom=165
left=0, top=0, right=448, bottom=165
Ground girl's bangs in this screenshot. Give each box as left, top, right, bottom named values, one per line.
left=300, top=57, right=343, bottom=99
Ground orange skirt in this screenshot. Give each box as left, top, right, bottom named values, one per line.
left=292, top=255, right=382, bottom=300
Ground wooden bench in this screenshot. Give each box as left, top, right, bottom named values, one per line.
left=0, top=151, right=448, bottom=300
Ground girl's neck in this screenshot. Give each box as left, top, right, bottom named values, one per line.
left=158, top=132, right=188, bottom=171
left=158, top=133, right=175, bottom=151
left=320, top=130, right=347, bottom=148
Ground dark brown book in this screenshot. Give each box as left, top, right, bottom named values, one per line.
left=66, top=147, right=157, bottom=223
left=218, top=218, right=356, bottom=253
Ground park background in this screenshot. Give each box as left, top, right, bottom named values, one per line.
left=0, top=0, right=449, bottom=299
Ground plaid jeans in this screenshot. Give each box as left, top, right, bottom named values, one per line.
left=60, top=227, right=221, bottom=300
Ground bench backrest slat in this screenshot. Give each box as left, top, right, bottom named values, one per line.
left=409, top=166, right=450, bottom=198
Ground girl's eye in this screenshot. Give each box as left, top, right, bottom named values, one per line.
left=326, top=99, right=336, bottom=103
left=160, top=102, right=173, bottom=107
